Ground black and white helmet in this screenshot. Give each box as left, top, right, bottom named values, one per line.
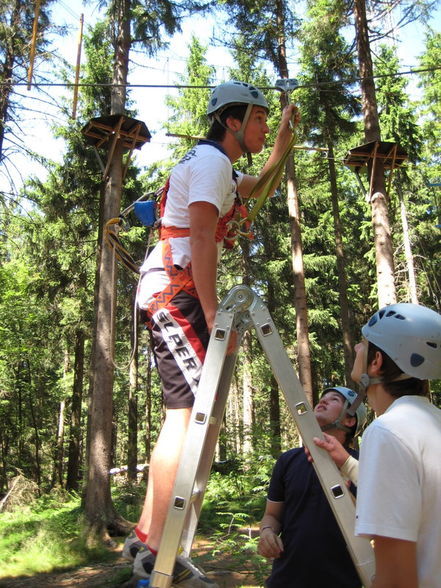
left=362, top=303, right=441, bottom=380
left=207, top=81, right=268, bottom=119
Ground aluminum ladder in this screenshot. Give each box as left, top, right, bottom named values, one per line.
left=149, top=285, right=375, bottom=587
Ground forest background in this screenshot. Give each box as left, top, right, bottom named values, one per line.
left=0, top=0, right=440, bottom=585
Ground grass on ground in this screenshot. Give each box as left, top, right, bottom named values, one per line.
left=0, top=459, right=273, bottom=586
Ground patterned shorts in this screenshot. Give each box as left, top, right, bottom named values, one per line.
left=148, top=291, right=209, bottom=409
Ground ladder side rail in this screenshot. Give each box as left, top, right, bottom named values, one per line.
left=180, top=352, right=239, bottom=555
left=180, top=293, right=255, bottom=552
left=248, top=294, right=375, bottom=588
left=150, top=309, right=238, bottom=587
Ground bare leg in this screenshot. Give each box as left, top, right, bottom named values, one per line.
left=137, top=407, right=192, bottom=550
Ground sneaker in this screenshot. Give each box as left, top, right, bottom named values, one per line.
left=133, top=547, right=218, bottom=586
left=175, top=555, right=219, bottom=587
left=122, top=529, right=146, bottom=561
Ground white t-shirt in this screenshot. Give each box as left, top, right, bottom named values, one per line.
left=355, top=395, right=441, bottom=587
left=137, top=142, right=243, bottom=309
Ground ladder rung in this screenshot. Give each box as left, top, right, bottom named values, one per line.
left=173, top=488, right=201, bottom=510
left=193, top=411, right=217, bottom=426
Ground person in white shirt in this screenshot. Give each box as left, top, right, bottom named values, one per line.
left=315, top=303, right=441, bottom=588
left=122, top=80, right=300, bottom=586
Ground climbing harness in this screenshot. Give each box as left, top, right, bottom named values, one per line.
left=104, top=111, right=299, bottom=321
left=103, top=102, right=299, bottom=371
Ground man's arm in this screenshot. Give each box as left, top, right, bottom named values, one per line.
left=189, top=200, right=237, bottom=353
left=189, top=200, right=219, bottom=333
left=239, top=104, right=300, bottom=199
left=312, top=433, right=351, bottom=468
left=372, top=536, right=418, bottom=588
left=257, top=500, right=284, bottom=559
left=307, top=434, right=359, bottom=485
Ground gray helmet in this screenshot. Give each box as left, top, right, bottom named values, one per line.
left=207, top=81, right=268, bottom=117
left=362, top=303, right=441, bottom=380
left=321, top=386, right=367, bottom=437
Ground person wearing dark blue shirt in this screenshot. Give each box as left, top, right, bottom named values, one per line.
left=258, top=387, right=366, bottom=588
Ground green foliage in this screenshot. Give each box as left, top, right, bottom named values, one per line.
left=374, top=45, right=423, bottom=161
left=372, top=42, right=440, bottom=309
left=0, top=474, right=272, bottom=584
left=129, top=0, right=214, bottom=55
left=199, top=457, right=275, bottom=586
left=202, top=454, right=274, bottom=529
left=209, top=515, right=270, bottom=587
left=0, top=247, right=68, bottom=488
left=0, top=0, right=439, bottom=543
left=418, top=31, right=441, bottom=161
left=0, top=491, right=115, bottom=578
left=0, top=0, right=60, bottom=188
left=297, top=0, right=360, bottom=143
left=218, top=0, right=300, bottom=70
left=164, top=35, right=215, bottom=160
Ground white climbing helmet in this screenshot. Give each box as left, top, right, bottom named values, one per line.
left=362, top=303, right=441, bottom=380
left=321, top=386, right=367, bottom=437
left=207, top=81, right=269, bottom=160
left=207, top=81, right=268, bottom=118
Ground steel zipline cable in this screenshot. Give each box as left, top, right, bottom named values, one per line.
left=2, top=65, right=441, bottom=91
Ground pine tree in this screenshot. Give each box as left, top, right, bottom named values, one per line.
left=0, top=0, right=55, bottom=173
left=297, top=0, right=361, bottom=389
left=220, top=0, right=314, bottom=402
left=353, top=0, right=396, bottom=306
left=84, top=0, right=215, bottom=544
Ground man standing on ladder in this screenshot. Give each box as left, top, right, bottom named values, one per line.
left=122, top=80, right=300, bottom=585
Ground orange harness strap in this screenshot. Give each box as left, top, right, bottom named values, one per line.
left=159, top=226, right=190, bottom=239
left=146, top=239, right=197, bottom=318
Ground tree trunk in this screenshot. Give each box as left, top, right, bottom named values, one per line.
left=84, top=0, right=132, bottom=544
left=241, top=332, right=253, bottom=457
left=0, top=0, right=21, bottom=162
left=54, top=398, right=66, bottom=487
left=354, top=0, right=396, bottom=307
left=145, top=341, right=153, bottom=463
left=16, top=365, right=24, bottom=467
left=239, top=233, right=254, bottom=457
left=265, top=276, right=281, bottom=457
left=66, top=329, right=85, bottom=492
left=0, top=425, right=9, bottom=494
left=398, top=187, right=418, bottom=303
left=217, top=413, right=228, bottom=462
left=53, top=348, right=70, bottom=487
left=268, top=373, right=281, bottom=457
left=326, top=139, right=355, bottom=387
left=286, top=162, right=313, bottom=405
left=227, top=378, right=241, bottom=456
left=84, top=144, right=125, bottom=543
left=28, top=386, right=41, bottom=488
left=274, top=0, right=313, bottom=403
